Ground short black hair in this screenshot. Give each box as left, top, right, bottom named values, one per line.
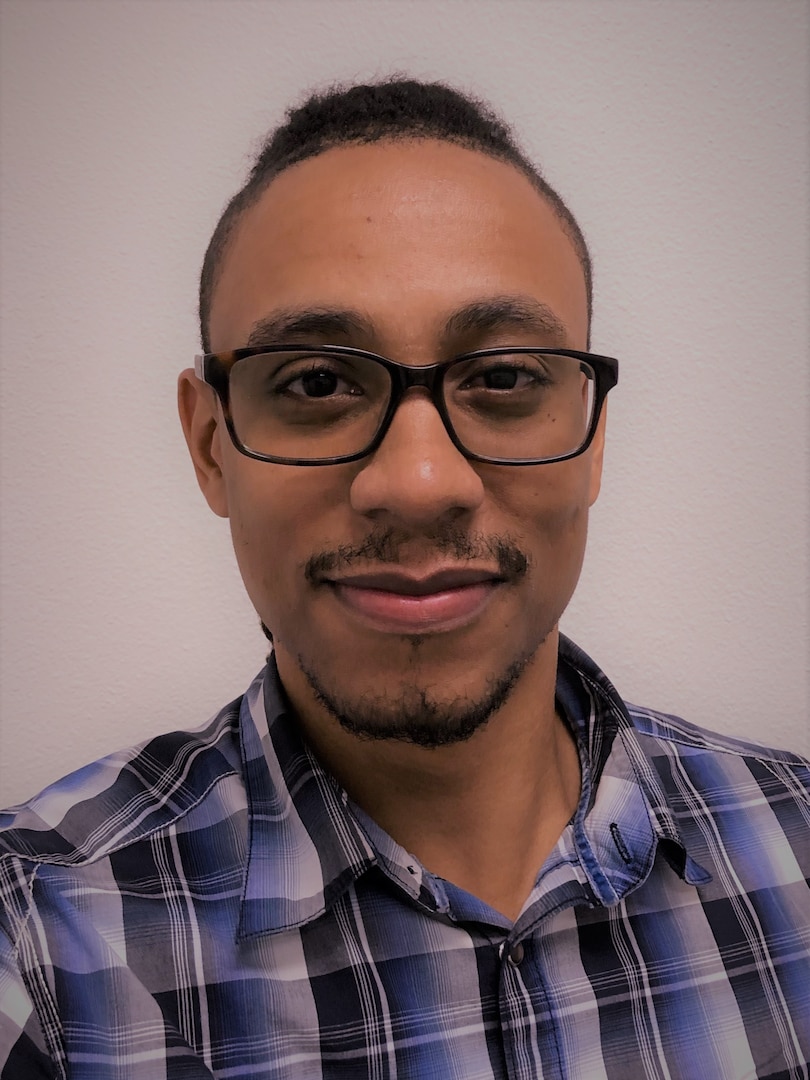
left=199, top=78, right=592, bottom=352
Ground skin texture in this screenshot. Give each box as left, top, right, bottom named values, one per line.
left=179, top=139, right=605, bottom=920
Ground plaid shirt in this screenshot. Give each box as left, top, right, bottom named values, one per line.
left=1, top=637, right=808, bottom=1079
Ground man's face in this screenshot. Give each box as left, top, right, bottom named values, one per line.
left=184, top=139, right=603, bottom=744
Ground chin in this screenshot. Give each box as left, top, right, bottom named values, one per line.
left=298, top=647, right=535, bottom=748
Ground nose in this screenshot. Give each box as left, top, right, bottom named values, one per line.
left=349, top=389, right=485, bottom=526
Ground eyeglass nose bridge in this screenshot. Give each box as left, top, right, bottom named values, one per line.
left=389, top=359, right=445, bottom=393
left=380, top=360, right=450, bottom=425
left=375, top=360, right=459, bottom=450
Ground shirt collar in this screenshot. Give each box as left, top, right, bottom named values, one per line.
left=555, top=636, right=711, bottom=905
left=237, top=658, right=377, bottom=939
left=237, top=641, right=710, bottom=938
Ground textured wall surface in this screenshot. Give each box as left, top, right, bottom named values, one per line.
left=0, top=0, right=807, bottom=805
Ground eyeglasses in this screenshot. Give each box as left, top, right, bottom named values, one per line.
left=194, top=345, right=619, bottom=466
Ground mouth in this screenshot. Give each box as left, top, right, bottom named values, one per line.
left=321, top=566, right=507, bottom=634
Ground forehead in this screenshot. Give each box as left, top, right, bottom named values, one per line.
left=208, top=139, right=588, bottom=353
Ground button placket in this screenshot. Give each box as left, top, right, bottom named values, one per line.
left=507, top=941, right=525, bottom=966
left=498, top=940, right=525, bottom=967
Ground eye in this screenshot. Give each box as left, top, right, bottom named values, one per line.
left=475, top=366, right=532, bottom=391
left=459, top=357, right=553, bottom=392
left=279, top=362, right=363, bottom=399
left=294, top=370, right=346, bottom=398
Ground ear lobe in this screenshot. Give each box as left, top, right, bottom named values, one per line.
left=177, top=370, right=230, bottom=518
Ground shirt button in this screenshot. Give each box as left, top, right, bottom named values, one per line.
left=507, top=942, right=524, bottom=966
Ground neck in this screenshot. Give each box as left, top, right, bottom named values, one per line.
left=277, top=632, right=581, bottom=923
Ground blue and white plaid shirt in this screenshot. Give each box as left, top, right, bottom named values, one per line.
left=1, top=637, right=809, bottom=1079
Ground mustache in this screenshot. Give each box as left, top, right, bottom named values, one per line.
left=304, top=526, right=530, bottom=583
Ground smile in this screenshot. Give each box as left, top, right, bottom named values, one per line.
left=324, top=568, right=505, bottom=634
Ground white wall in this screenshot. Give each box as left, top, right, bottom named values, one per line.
left=0, top=0, right=807, bottom=807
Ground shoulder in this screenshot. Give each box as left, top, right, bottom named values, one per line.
left=559, top=634, right=809, bottom=809
left=626, top=702, right=810, bottom=779
left=622, top=703, right=810, bottom=872
left=0, top=696, right=245, bottom=871
left=0, top=696, right=250, bottom=1071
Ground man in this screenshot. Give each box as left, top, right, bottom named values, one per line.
left=1, top=78, right=808, bottom=1080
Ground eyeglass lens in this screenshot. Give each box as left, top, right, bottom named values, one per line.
left=227, top=349, right=597, bottom=462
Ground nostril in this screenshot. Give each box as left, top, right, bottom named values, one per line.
left=348, top=422, right=486, bottom=522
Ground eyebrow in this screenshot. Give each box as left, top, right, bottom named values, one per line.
left=245, top=308, right=371, bottom=348
left=244, top=294, right=569, bottom=352
left=441, top=296, right=569, bottom=346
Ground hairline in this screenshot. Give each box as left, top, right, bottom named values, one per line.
left=200, top=134, right=592, bottom=353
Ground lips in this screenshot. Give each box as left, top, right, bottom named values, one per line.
left=322, top=566, right=505, bottom=633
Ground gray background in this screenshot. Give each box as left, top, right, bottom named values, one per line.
left=1, top=0, right=807, bottom=804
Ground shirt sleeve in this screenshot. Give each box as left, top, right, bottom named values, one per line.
left=0, top=921, right=56, bottom=1079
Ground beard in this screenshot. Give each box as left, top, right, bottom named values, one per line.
left=296, top=644, right=539, bottom=748
left=266, top=523, right=542, bottom=747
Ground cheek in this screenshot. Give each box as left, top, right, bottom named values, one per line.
left=224, top=463, right=350, bottom=618
left=227, top=496, right=285, bottom=621
left=500, top=467, right=593, bottom=598
left=501, top=459, right=593, bottom=544
left=224, top=468, right=299, bottom=601
left=530, top=501, right=589, bottom=567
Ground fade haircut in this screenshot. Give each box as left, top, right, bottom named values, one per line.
left=199, top=78, right=592, bottom=352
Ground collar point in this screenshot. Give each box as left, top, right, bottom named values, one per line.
left=658, top=838, right=712, bottom=886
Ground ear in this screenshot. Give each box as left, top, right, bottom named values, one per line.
left=177, top=370, right=230, bottom=518
left=587, top=402, right=607, bottom=507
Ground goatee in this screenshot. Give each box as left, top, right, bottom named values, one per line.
left=297, top=646, right=537, bottom=748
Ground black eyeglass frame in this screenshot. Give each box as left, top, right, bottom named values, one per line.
left=194, top=345, right=619, bottom=467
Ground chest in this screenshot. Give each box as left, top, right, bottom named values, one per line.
left=29, top=874, right=810, bottom=1079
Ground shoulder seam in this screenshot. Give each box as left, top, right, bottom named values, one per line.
left=628, top=707, right=810, bottom=767
left=0, top=766, right=239, bottom=871
left=0, top=858, right=38, bottom=957
left=2, top=862, right=67, bottom=1078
